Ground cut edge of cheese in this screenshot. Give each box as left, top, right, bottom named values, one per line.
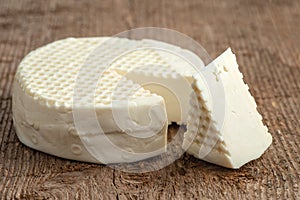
left=109, top=39, right=201, bottom=124
left=184, top=48, right=272, bottom=169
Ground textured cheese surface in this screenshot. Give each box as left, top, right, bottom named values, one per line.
left=16, top=36, right=202, bottom=122
left=15, top=37, right=197, bottom=124
left=16, top=37, right=158, bottom=108
left=13, top=37, right=174, bottom=164
left=184, top=48, right=272, bottom=169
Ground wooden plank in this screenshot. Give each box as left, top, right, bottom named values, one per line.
left=0, top=0, right=299, bottom=199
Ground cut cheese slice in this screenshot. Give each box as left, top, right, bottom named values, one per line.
left=12, top=37, right=168, bottom=164
left=183, top=48, right=272, bottom=169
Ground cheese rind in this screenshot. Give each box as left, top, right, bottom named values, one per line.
left=184, top=48, right=272, bottom=169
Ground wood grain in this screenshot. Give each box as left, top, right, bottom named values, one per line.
left=0, top=0, right=299, bottom=199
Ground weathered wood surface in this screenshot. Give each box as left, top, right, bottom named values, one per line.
left=0, top=0, right=299, bottom=199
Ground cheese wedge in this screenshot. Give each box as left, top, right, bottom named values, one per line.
left=12, top=37, right=168, bottom=164
left=183, top=48, right=272, bottom=169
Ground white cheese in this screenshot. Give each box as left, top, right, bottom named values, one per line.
left=183, top=48, right=272, bottom=169
left=13, top=37, right=272, bottom=168
left=12, top=37, right=168, bottom=164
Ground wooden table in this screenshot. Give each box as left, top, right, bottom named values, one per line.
left=0, top=0, right=299, bottom=199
